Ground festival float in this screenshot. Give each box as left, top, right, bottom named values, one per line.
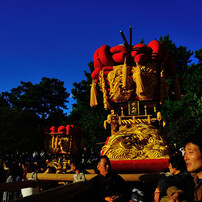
left=44, top=125, right=84, bottom=172
left=90, top=27, right=181, bottom=173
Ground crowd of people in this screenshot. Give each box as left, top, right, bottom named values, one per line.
left=0, top=149, right=51, bottom=201
left=153, top=132, right=202, bottom=202
left=0, top=131, right=202, bottom=202
left=0, top=147, right=99, bottom=201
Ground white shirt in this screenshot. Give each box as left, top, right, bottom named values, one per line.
left=73, top=172, right=86, bottom=183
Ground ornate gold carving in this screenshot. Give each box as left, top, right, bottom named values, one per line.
left=94, top=60, right=170, bottom=162
left=98, top=70, right=110, bottom=109
left=101, top=124, right=169, bottom=160
left=128, top=101, right=139, bottom=115
left=107, top=65, right=133, bottom=102
left=132, top=62, right=168, bottom=101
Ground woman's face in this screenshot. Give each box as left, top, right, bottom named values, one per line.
left=184, top=143, right=202, bottom=176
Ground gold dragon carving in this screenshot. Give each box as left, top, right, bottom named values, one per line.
left=102, top=124, right=169, bottom=160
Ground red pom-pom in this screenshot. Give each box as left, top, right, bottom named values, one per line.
left=110, top=45, right=130, bottom=64
left=132, top=44, right=148, bottom=51
left=91, top=67, right=102, bottom=79
left=131, top=44, right=152, bottom=59
left=94, top=45, right=115, bottom=66
left=112, top=52, right=127, bottom=63
left=110, top=45, right=126, bottom=54
left=134, top=53, right=150, bottom=64
left=94, top=59, right=103, bottom=69
left=131, top=50, right=139, bottom=58
left=99, top=45, right=115, bottom=66
left=147, top=40, right=163, bottom=61
left=66, top=125, right=71, bottom=135
left=58, top=126, right=66, bottom=133
left=50, top=126, right=57, bottom=133
left=93, top=48, right=99, bottom=61
left=103, top=66, right=114, bottom=71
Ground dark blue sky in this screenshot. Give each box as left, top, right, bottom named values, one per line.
left=0, top=0, right=201, bottom=113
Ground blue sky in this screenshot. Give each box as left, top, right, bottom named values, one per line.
left=0, top=0, right=201, bottom=114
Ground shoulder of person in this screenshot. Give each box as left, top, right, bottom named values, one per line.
left=88, top=174, right=100, bottom=183
left=178, top=171, right=194, bottom=181
left=109, top=172, right=126, bottom=185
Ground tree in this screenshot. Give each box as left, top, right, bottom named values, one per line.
left=68, top=62, right=110, bottom=150
left=161, top=47, right=202, bottom=147
left=3, top=77, right=70, bottom=120
left=195, top=48, right=202, bottom=62
left=0, top=77, right=70, bottom=152
left=159, top=35, right=193, bottom=95
left=0, top=106, right=42, bottom=152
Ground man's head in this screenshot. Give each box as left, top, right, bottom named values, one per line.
left=184, top=132, right=202, bottom=177
left=168, top=154, right=186, bottom=175
left=70, top=161, right=80, bottom=173
left=95, top=155, right=111, bottom=176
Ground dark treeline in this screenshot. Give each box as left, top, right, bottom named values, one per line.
left=0, top=35, right=202, bottom=153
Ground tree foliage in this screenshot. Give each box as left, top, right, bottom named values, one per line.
left=0, top=77, right=70, bottom=152
left=160, top=40, right=202, bottom=147
left=159, top=35, right=193, bottom=95
left=0, top=106, right=43, bottom=152
left=2, top=77, right=70, bottom=120
left=68, top=62, right=110, bottom=150
left=195, top=48, right=202, bottom=62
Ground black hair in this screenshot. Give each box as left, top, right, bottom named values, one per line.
left=169, top=154, right=186, bottom=171
left=94, top=155, right=111, bottom=174
left=184, top=127, right=202, bottom=153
